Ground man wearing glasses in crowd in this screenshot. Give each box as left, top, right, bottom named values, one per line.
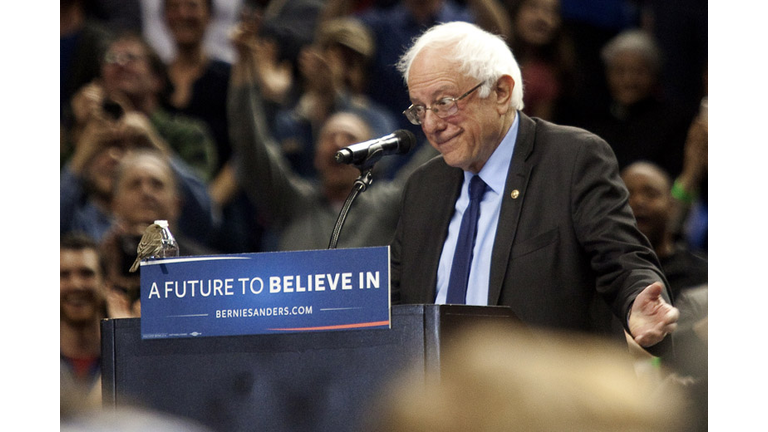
left=390, top=22, right=679, bottom=354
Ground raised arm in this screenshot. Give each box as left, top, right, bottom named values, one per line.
left=228, top=24, right=315, bottom=225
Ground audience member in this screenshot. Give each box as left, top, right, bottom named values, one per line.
left=367, top=322, right=688, bottom=432
left=108, top=149, right=214, bottom=254
left=271, top=17, right=398, bottom=179
left=229, top=28, right=437, bottom=250
left=504, top=0, right=576, bottom=122
left=670, top=86, right=708, bottom=255
left=99, top=149, right=216, bottom=315
left=621, top=160, right=708, bottom=430
left=201, top=1, right=329, bottom=247
left=222, top=0, right=328, bottom=116
left=60, top=100, right=215, bottom=245
left=66, top=32, right=218, bottom=182
left=162, top=0, right=232, bottom=173
left=60, top=234, right=108, bottom=416
left=228, top=3, right=295, bottom=115
left=621, top=161, right=707, bottom=300
left=556, top=0, right=641, bottom=120
left=142, top=0, right=244, bottom=64
left=257, top=0, right=327, bottom=71
left=160, top=0, right=265, bottom=253
left=574, top=29, right=692, bottom=178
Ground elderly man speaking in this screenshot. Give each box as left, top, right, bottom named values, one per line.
left=390, top=22, right=678, bottom=352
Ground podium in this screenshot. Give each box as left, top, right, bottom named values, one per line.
left=101, top=304, right=518, bottom=432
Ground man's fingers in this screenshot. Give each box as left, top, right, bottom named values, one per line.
left=643, top=281, right=664, bottom=298
left=635, top=328, right=666, bottom=347
left=666, top=306, right=680, bottom=323
left=664, top=322, right=678, bottom=334
left=634, top=313, right=678, bottom=347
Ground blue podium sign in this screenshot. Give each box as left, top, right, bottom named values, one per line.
left=139, top=247, right=390, bottom=339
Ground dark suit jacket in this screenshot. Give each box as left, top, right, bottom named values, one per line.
left=391, top=113, right=670, bottom=338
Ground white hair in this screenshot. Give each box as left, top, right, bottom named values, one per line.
left=601, top=29, right=662, bottom=73
left=396, top=21, right=525, bottom=111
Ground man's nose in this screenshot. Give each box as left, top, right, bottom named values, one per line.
left=62, top=275, right=86, bottom=292
left=420, top=109, right=446, bottom=133
left=629, top=194, right=648, bottom=210
left=136, top=179, right=157, bottom=197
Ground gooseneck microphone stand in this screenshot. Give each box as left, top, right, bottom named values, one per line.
left=327, top=150, right=383, bottom=249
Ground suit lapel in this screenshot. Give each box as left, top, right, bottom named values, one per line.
left=418, top=163, right=464, bottom=302
left=488, top=113, right=537, bottom=305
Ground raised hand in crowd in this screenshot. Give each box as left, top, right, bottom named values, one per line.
left=230, top=13, right=292, bottom=102
left=678, top=100, right=708, bottom=197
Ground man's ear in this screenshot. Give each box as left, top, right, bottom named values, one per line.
left=494, top=74, right=515, bottom=115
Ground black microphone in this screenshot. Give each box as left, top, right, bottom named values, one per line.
left=334, top=129, right=416, bottom=165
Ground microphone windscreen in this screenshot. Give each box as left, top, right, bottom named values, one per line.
left=393, top=129, right=416, bottom=155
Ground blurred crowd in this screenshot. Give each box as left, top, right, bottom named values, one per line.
left=60, top=0, right=707, bottom=430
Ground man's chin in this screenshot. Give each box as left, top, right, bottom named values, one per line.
left=441, top=152, right=472, bottom=172
left=61, top=306, right=101, bottom=327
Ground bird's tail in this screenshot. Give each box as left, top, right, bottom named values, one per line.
left=129, top=257, right=141, bottom=273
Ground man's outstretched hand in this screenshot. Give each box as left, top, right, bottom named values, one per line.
left=628, top=282, right=680, bottom=347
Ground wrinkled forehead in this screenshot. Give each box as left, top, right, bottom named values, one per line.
left=116, top=154, right=174, bottom=186
left=407, top=48, right=470, bottom=100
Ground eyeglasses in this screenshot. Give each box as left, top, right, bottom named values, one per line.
left=403, top=81, right=485, bottom=125
left=103, top=51, right=146, bottom=66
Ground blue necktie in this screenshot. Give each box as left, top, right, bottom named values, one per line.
left=446, top=175, right=487, bottom=304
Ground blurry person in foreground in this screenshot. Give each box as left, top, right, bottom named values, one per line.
left=368, top=322, right=689, bottom=432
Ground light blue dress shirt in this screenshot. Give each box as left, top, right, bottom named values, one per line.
left=435, top=113, right=520, bottom=305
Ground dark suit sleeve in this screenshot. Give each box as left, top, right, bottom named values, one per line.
left=389, top=165, right=417, bottom=305
left=569, top=131, right=671, bottom=328
left=228, top=81, right=316, bottom=226
left=390, top=210, right=404, bottom=305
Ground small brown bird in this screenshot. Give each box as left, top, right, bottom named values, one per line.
left=129, top=223, right=165, bottom=272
